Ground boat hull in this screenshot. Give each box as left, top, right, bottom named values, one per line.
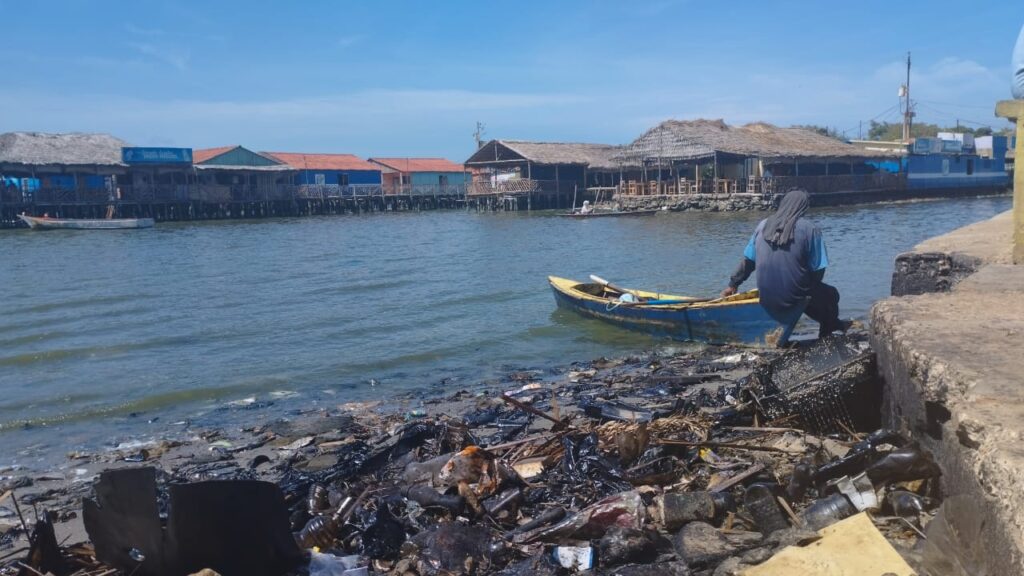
left=549, top=276, right=779, bottom=345
left=559, top=209, right=659, bottom=218
left=18, top=215, right=155, bottom=230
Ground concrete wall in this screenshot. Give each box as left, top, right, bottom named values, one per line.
left=871, top=210, right=1024, bottom=575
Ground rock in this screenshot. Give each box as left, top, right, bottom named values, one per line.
left=601, top=561, right=692, bottom=575
left=711, top=557, right=745, bottom=576
left=764, top=527, right=821, bottom=549
left=739, top=547, right=774, bottom=565
left=414, top=522, right=492, bottom=575
left=672, top=522, right=762, bottom=569
left=599, top=526, right=658, bottom=566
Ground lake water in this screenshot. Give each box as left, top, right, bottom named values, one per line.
left=0, top=196, right=1010, bottom=468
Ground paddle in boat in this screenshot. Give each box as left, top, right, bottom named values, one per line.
left=18, top=214, right=155, bottom=230
left=548, top=275, right=779, bottom=345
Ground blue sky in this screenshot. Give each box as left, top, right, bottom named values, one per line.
left=0, top=1, right=1019, bottom=160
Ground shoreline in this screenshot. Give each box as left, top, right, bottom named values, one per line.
left=2, top=342, right=770, bottom=558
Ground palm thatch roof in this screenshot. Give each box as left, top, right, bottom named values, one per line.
left=0, top=132, right=129, bottom=167
left=466, top=140, right=631, bottom=171
left=616, top=119, right=885, bottom=163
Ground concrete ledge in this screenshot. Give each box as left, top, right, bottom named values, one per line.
left=872, top=209, right=1024, bottom=574
left=891, top=211, right=1013, bottom=295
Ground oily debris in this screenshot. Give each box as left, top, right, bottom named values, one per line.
left=0, top=333, right=953, bottom=576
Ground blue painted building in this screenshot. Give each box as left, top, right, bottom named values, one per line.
left=906, top=136, right=1009, bottom=190
left=368, top=157, right=467, bottom=194
left=263, top=152, right=382, bottom=193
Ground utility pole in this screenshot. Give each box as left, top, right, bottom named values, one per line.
left=473, top=122, right=486, bottom=149
left=900, top=52, right=914, bottom=143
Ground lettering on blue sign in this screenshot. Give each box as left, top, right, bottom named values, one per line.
left=122, top=147, right=193, bottom=164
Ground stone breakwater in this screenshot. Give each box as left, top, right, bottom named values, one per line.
left=617, top=194, right=776, bottom=212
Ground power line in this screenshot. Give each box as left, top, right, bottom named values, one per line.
left=914, top=102, right=994, bottom=128
left=917, top=99, right=993, bottom=111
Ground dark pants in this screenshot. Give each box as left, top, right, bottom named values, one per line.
left=804, top=282, right=843, bottom=338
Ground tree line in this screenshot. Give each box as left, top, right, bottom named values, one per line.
left=791, top=122, right=1012, bottom=142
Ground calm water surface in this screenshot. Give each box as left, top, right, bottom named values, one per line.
left=0, top=196, right=1010, bottom=468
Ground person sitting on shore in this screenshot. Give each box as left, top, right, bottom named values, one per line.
left=580, top=200, right=593, bottom=215
left=720, top=190, right=850, bottom=345
left=1015, top=24, right=1024, bottom=98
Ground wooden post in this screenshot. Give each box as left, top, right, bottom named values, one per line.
left=995, top=100, right=1024, bottom=264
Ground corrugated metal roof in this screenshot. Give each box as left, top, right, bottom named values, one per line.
left=369, top=158, right=465, bottom=173
left=193, top=164, right=292, bottom=172
left=264, top=152, right=380, bottom=171
left=192, top=146, right=239, bottom=164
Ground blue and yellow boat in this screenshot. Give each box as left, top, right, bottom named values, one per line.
left=548, top=276, right=779, bottom=345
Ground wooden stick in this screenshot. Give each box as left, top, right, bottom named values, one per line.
left=16, top=562, right=44, bottom=576
left=836, top=419, right=863, bottom=441
left=708, top=464, right=765, bottom=493
left=485, top=431, right=558, bottom=452
left=900, top=516, right=927, bottom=540
left=500, top=394, right=567, bottom=429
left=724, top=426, right=803, bottom=433
left=9, top=490, right=29, bottom=541
left=776, top=495, right=803, bottom=527
left=655, top=439, right=802, bottom=454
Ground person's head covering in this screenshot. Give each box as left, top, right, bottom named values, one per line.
left=762, top=190, right=809, bottom=248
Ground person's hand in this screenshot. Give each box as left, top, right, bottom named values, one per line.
left=720, top=286, right=737, bottom=298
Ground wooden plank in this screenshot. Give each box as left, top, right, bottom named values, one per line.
left=995, top=100, right=1024, bottom=264
left=708, top=463, right=765, bottom=493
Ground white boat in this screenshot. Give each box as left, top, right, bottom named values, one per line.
left=18, top=214, right=155, bottom=230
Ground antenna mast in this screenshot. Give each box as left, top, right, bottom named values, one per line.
left=901, top=52, right=914, bottom=142
left=473, top=122, right=486, bottom=149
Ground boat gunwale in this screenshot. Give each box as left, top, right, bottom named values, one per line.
left=17, top=214, right=155, bottom=229
left=547, top=276, right=759, bottom=310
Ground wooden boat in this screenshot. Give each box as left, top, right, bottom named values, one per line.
left=18, top=214, right=155, bottom=230
left=548, top=276, right=779, bottom=345
left=558, top=208, right=660, bottom=218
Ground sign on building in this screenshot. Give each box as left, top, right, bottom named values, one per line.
left=122, top=147, right=193, bottom=164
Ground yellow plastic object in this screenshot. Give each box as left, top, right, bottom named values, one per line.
left=741, top=513, right=916, bottom=576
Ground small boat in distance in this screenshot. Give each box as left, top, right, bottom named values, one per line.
left=549, top=275, right=779, bottom=345
left=558, top=208, right=659, bottom=218
left=18, top=214, right=155, bottom=230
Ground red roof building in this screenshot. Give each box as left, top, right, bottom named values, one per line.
left=263, top=152, right=380, bottom=172
left=367, top=158, right=467, bottom=193
left=368, top=158, right=465, bottom=173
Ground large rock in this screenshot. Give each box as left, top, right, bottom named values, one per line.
left=671, top=522, right=762, bottom=570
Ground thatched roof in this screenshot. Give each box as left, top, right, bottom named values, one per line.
left=0, top=132, right=128, bottom=167
left=616, top=120, right=884, bottom=163
left=466, top=140, right=629, bottom=171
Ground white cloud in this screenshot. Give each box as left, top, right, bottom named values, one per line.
left=0, top=88, right=590, bottom=156
left=337, top=35, right=365, bottom=48
left=127, top=42, right=189, bottom=71
left=124, top=23, right=165, bottom=37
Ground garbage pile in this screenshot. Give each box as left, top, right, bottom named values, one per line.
left=4, top=334, right=953, bottom=576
